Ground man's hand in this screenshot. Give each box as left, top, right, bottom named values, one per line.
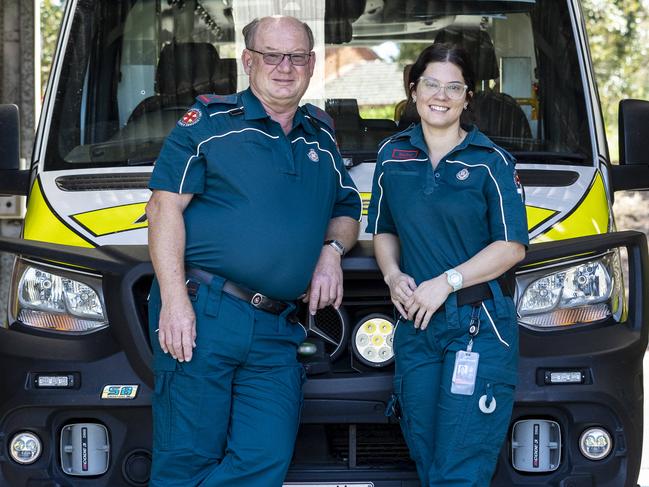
left=405, top=275, right=451, bottom=330
left=158, top=293, right=197, bottom=362
left=384, top=271, right=417, bottom=319
left=303, top=245, right=343, bottom=315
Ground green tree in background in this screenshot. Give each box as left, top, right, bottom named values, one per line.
left=581, top=0, right=649, bottom=160
left=40, top=0, right=64, bottom=98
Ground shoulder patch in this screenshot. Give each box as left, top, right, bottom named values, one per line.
left=177, top=107, right=202, bottom=127
left=196, top=93, right=238, bottom=106
left=304, top=103, right=334, bottom=131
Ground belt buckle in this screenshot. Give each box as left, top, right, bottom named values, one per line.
left=251, top=293, right=264, bottom=308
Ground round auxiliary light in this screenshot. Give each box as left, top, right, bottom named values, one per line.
left=352, top=314, right=396, bottom=367
left=9, top=431, right=42, bottom=465
left=579, top=427, right=612, bottom=460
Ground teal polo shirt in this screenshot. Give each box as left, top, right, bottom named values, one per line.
left=366, top=123, right=528, bottom=286
left=149, top=88, right=362, bottom=300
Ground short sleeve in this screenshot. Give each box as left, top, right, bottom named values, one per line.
left=149, top=105, right=208, bottom=194
left=331, top=150, right=363, bottom=221
left=366, top=154, right=397, bottom=235
left=486, top=152, right=529, bottom=247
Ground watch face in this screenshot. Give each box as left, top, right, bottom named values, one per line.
left=449, top=273, right=461, bottom=285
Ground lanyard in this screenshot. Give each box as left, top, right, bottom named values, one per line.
left=466, top=304, right=481, bottom=353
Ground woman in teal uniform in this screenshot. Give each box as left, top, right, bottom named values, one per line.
left=367, top=43, right=528, bottom=486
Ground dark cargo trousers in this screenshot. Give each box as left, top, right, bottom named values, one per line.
left=390, top=287, right=518, bottom=486
left=148, top=275, right=307, bottom=487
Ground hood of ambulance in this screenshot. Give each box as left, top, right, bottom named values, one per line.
left=23, top=163, right=611, bottom=248
left=349, top=162, right=611, bottom=243
left=24, top=168, right=152, bottom=247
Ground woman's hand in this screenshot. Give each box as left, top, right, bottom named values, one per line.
left=384, top=271, right=417, bottom=319
left=405, top=275, right=451, bottom=330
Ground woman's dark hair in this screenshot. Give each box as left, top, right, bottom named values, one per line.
left=407, top=43, right=476, bottom=124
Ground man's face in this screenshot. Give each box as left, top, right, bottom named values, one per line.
left=242, top=18, right=315, bottom=109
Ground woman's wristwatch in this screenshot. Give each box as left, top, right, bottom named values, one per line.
left=444, top=268, right=463, bottom=292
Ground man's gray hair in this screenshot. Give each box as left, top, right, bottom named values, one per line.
left=243, top=17, right=314, bottom=51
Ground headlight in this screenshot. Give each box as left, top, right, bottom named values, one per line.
left=9, top=258, right=107, bottom=333
left=517, top=251, right=624, bottom=329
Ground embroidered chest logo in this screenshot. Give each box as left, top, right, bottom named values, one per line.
left=178, top=108, right=202, bottom=127
left=307, top=148, right=319, bottom=162
left=456, top=168, right=470, bottom=181
left=392, top=149, right=419, bottom=160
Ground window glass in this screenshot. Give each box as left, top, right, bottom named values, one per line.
left=46, top=0, right=590, bottom=170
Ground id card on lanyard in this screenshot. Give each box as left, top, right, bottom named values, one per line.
left=451, top=305, right=481, bottom=395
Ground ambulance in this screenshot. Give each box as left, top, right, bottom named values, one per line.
left=0, top=0, right=647, bottom=485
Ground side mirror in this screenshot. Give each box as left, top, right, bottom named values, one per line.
left=0, top=104, right=29, bottom=196
left=612, top=99, right=649, bottom=192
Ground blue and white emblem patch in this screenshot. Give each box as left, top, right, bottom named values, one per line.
left=307, top=148, right=319, bottom=162
left=178, top=108, right=202, bottom=127
left=456, top=168, right=470, bottom=181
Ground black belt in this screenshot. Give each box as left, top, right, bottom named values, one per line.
left=185, top=268, right=290, bottom=315
left=455, top=275, right=513, bottom=308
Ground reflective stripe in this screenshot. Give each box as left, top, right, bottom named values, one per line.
left=179, top=128, right=279, bottom=194
left=291, top=136, right=363, bottom=222
left=481, top=302, right=510, bottom=348
left=373, top=173, right=385, bottom=234
left=492, top=146, right=509, bottom=166
left=381, top=157, right=428, bottom=166
left=209, top=106, right=244, bottom=117
left=303, top=115, right=336, bottom=144
left=446, top=160, right=509, bottom=241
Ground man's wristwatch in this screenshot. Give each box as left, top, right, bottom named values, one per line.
left=324, top=239, right=345, bottom=256
left=444, top=268, right=463, bottom=292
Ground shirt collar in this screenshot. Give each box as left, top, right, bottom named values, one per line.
left=404, top=123, right=494, bottom=153
left=294, top=106, right=317, bottom=135
left=241, top=88, right=269, bottom=120
left=240, top=88, right=315, bottom=135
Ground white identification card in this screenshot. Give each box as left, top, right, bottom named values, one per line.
left=451, top=350, right=480, bottom=395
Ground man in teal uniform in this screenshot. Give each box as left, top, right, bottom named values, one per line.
left=367, top=121, right=528, bottom=485
left=146, top=15, right=361, bottom=487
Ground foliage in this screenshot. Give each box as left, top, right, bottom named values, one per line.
left=40, top=0, right=64, bottom=98
left=581, top=0, right=649, bottom=160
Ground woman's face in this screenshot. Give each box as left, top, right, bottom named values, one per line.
left=412, top=61, right=470, bottom=131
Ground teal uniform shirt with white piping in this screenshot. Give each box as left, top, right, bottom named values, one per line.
left=149, top=88, right=362, bottom=300
left=366, top=122, right=528, bottom=286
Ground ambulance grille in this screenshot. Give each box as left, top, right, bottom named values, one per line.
left=329, top=424, right=413, bottom=467
left=55, top=173, right=151, bottom=191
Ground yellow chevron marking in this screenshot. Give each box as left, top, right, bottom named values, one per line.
left=526, top=205, right=557, bottom=230
left=533, top=173, right=608, bottom=243
left=71, top=203, right=148, bottom=237
left=24, top=180, right=93, bottom=248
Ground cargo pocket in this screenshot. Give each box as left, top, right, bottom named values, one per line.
left=152, top=371, right=173, bottom=450
left=386, top=375, right=419, bottom=462
left=452, top=368, right=515, bottom=451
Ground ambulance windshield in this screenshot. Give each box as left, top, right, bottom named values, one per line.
left=45, top=0, right=591, bottom=169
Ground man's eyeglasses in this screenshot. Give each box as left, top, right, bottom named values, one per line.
left=418, top=76, right=468, bottom=100
left=247, top=48, right=311, bottom=66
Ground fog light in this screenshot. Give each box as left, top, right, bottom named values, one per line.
left=579, top=427, right=612, bottom=460
left=352, top=314, right=395, bottom=367
left=9, top=431, right=42, bottom=464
